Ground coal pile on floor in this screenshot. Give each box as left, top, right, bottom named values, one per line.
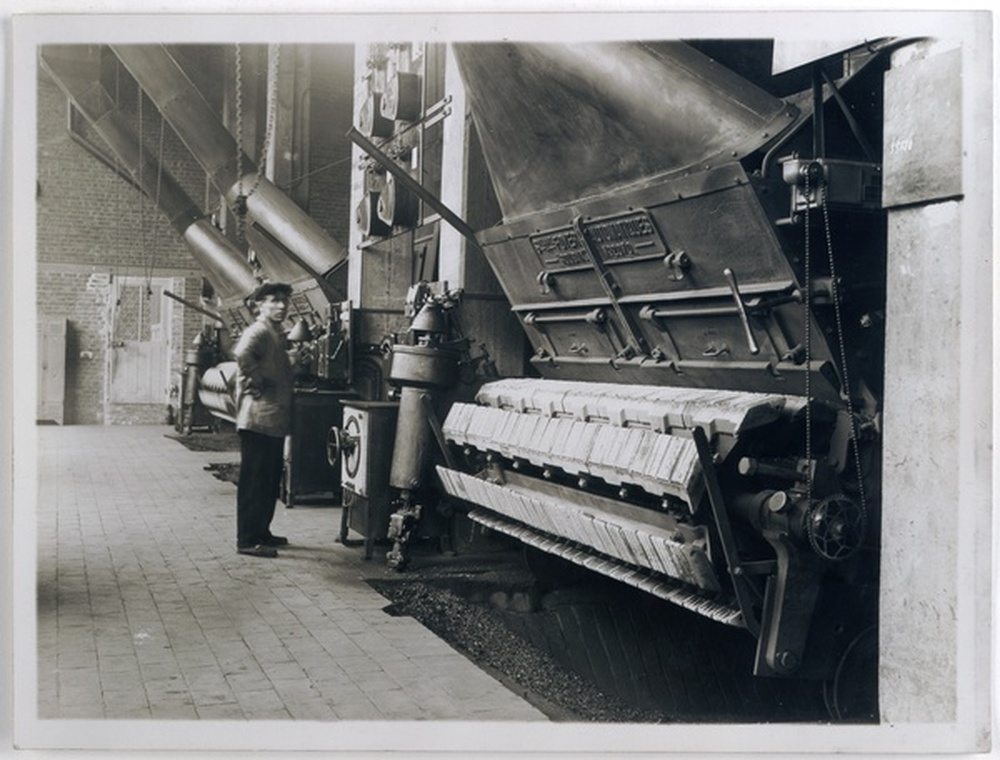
left=204, top=462, right=240, bottom=484
left=369, top=544, right=831, bottom=724
left=371, top=560, right=666, bottom=723
left=165, top=430, right=240, bottom=452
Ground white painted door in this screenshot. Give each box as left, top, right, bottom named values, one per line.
left=109, top=277, right=173, bottom=405
left=37, top=317, right=67, bottom=424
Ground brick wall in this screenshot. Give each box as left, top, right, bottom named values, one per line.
left=37, top=62, right=203, bottom=425
left=37, top=45, right=356, bottom=425
left=306, top=45, right=355, bottom=247
left=36, top=270, right=111, bottom=424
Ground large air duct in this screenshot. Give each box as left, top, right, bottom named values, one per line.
left=109, top=44, right=347, bottom=292
left=39, top=45, right=258, bottom=304
left=452, top=41, right=799, bottom=220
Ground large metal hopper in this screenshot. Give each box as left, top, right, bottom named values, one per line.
left=453, top=41, right=798, bottom=220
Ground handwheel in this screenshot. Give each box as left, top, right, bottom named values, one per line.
left=326, top=425, right=342, bottom=467
left=807, top=494, right=867, bottom=561
left=329, top=417, right=361, bottom=477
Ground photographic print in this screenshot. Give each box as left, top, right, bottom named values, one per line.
left=7, top=6, right=994, bottom=757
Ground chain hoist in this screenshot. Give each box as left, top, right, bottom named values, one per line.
left=803, top=169, right=814, bottom=509
left=820, top=173, right=868, bottom=516
left=234, top=43, right=281, bottom=243
left=802, top=166, right=868, bottom=533
left=112, top=57, right=124, bottom=306
left=137, top=78, right=146, bottom=302
left=145, top=109, right=166, bottom=296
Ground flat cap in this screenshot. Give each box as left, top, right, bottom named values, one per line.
left=251, top=281, right=293, bottom=302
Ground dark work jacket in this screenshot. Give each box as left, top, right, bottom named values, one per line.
left=234, top=318, right=294, bottom=437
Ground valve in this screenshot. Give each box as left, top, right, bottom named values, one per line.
left=326, top=423, right=359, bottom=475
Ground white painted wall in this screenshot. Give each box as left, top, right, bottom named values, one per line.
left=879, top=30, right=992, bottom=746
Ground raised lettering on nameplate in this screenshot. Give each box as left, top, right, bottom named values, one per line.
left=530, top=210, right=668, bottom=272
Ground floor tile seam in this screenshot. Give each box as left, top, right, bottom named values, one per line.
left=235, top=634, right=303, bottom=682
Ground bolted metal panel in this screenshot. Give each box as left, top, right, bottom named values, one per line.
left=882, top=47, right=962, bottom=207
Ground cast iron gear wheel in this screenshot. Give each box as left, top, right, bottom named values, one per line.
left=806, top=494, right=867, bottom=561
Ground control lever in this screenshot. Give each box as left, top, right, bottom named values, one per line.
left=723, top=268, right=760, bottom=355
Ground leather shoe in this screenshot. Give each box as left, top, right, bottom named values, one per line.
left=238, top=544, right=278, bottom=558
left=262, top=534, right=288, bottom=547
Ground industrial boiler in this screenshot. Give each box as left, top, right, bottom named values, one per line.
left=40, top=35, right=916, bottom=722
left=337, top=38, right=894, bottom=719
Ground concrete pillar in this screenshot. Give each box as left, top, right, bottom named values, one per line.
left=347, top=45, right=369, bottom=309
left=879, top=28, right=991, bottom=746
left=268, top=44, right=311, bottom=211
left=438, top=46, right=469, bottom=289
left=437, top=45, right=525, bottom=378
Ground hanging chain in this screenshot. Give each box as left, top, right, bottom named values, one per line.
left=113, top=57, right=123, bottom=304
left=251, top=44, right=280, bottom=198
left=233, top=43, right=281, bottom=242
left=821, top=178, right=868, bottom=514
left=802, top=166, right=869, bottom=517
left=235, top=42, right=246, bottom=241
left=145, top=110, right=166, bottom=295
left=113, top=149, right=122, bottom=302
left=137, top=81, right=148, bottom=305
left=153, top=112, right=165, bottom=229
left=803, top=170, right=813, bottom=507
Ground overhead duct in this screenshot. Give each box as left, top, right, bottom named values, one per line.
left=452, top=41, right=799, bottom=220
left=109, top=43, right=347, bottom=294
left=39, top=44, right=258, bottom=304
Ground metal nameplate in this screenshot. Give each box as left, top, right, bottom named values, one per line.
left=529, top=227, right=590, bottom=271
left=530, top=210, right=668, bottom=272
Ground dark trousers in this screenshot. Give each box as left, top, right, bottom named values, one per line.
left=237, top=430, right=285, bottom=548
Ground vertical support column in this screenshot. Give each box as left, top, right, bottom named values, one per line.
left=438, top=45, right=469, bottom=289
left=435, top=44, right=525, bottom=378
left=347, top=45, right=370, bottom=310
left=879, top=28, right=991, bottom=743
left=268, top=44, right=311, bottom=211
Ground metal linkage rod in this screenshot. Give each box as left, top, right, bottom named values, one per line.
left=346, top=126, right=482, bottom=251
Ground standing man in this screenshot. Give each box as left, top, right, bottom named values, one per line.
left=234, top=281, right=295, bottom=557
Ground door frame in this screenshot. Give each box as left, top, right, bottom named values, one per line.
left=103, top=275, right=175, bottom=424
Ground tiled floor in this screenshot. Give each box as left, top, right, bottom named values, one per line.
left=33, top=424, right=546, bottom=725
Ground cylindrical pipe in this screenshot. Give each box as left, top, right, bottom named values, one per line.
left=731, top=489, right=808, bottom=546
left=198, top=361, right=239, bottom=422
left=39, top=45, right=258, bottom=304
left=110, top=43, right=347, bottom=280
left=389, top=387, right=436, bottom=491
left=181, top=220, right=259, bottom=302
left=242, top=179, right=348, bottom=281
